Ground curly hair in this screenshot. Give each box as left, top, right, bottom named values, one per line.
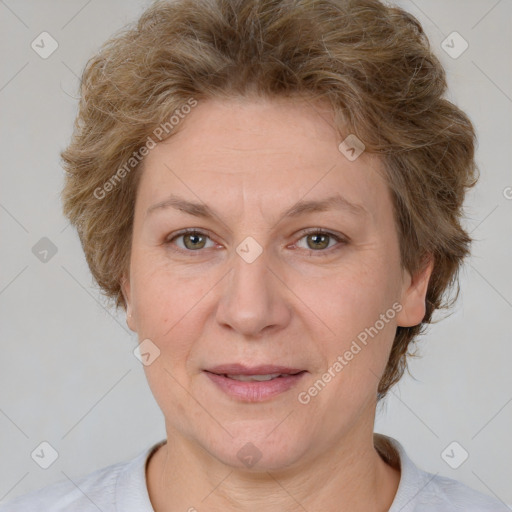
left=60, top=0, right=478, bottom=401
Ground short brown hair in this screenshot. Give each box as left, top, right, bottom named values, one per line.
left=60, top=0, right=478, bottom=400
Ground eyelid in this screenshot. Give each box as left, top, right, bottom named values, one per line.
left=296, top=227, right=348, bottom=243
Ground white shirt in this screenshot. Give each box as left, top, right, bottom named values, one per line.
left=1, top=434, right=508, bottom=511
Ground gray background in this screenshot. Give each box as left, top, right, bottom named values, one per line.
left=1, top=0, right=511, bottom=507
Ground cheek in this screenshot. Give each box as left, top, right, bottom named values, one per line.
left=130, top=254, right=217, bottom=360
left=131, top=251, right=183, bottom=321
left=300, top=254, right=400, bottom=397
left=302, top=282, right=398, bottom=426
left=306, top=256, right=398, bottom=337
left=131, top=259, right=207, bottom=421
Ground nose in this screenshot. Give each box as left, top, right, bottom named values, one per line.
left=215, top=241, right=292, bottom=338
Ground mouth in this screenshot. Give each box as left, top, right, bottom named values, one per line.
left=203, top=364, right=307, bottom=402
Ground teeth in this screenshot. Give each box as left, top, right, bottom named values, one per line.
left=226, top=373, right=282, bottom=382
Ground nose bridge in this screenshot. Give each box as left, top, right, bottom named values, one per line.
left=215, top=235, right=289, bottom=336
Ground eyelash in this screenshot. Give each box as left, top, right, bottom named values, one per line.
left=164, top=228, right=348, bottom=256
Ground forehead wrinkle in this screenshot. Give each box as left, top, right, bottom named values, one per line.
left=145, top=193, right=368, bottom=227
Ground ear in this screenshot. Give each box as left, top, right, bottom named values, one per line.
left=120, top=273, right=137, bottom=332
left=396, top=255, right=434, bottom=328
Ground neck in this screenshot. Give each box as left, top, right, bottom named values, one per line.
left=146, top=425, right=400, bottom=512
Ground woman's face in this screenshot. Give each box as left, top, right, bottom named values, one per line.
left=122, top=96, right=431, bottom=470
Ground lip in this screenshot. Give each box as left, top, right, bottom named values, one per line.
left=205, top=364, right=305, bottom=375
left=203, top=367, right=307, bottom=402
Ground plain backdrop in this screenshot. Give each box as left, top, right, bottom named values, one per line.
left=1, top=0, right=511, bottom=507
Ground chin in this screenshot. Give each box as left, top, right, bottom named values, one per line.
left=202, top=425, right=310, bottom=472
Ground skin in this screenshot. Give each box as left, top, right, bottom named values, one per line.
left=121, top=95, right=433, bottom=512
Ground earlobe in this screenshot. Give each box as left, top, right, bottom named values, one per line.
left=120, top=274, right=137, bottom=332
left=396, top=255, right=434, bottom=328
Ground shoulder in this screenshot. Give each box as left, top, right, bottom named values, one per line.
left=0, top=460, right=122, bottom=512
left=375, top=434, right=510, bottom=512
left=0, top=441, right=164, bottom=512
left=421, top=472, right=509, bottom=511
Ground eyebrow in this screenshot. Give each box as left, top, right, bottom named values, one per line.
left=146, top=193, right=368, bottom=222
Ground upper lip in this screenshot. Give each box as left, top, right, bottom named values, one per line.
left=205, top=364, right=305, bottom=375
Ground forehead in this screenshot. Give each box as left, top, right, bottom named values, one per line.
left=135, top=97, right=389, bottom=223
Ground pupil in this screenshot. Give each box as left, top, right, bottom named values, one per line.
left=186, top=233, right=204, bottom=249
left=309, top=234, right=328, bottom=249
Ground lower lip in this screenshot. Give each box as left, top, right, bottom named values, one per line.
left=204, top=371, right=307, bottom=402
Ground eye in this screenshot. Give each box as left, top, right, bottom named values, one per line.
left=294, top=229, right=347, bottom=254
left=165, top=228, right=347, bottom=255
left=165, top=229, right=216, bottom=252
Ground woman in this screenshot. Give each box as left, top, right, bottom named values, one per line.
left=1, top=0, right=507, bottom=510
